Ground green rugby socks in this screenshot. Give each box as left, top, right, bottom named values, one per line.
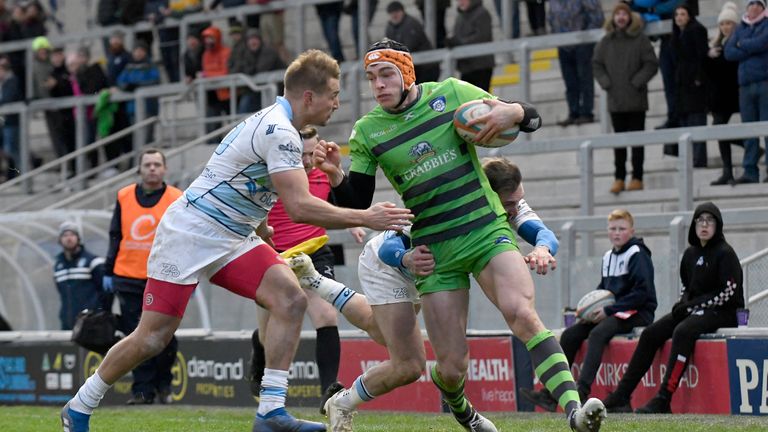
left=430, top=364, right=475, bottom=423
left=527, top=329, right=580, bottom=417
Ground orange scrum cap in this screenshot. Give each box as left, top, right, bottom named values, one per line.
left=364, top=38, right=416, bottom=93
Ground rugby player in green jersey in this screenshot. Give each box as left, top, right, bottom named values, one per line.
left=312, top=39, right=606, bottom=432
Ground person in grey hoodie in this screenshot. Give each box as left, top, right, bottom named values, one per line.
left=593, top=2, right=658, bottom=194
left=445, top=0, right=494, bottom=91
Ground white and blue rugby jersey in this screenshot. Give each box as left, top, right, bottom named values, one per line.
left=184, top=97, right=303, bottom=237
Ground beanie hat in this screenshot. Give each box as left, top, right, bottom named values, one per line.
left=59, top=221, right=81, bottom=239
left=719, top=2, right=740, bottom=22
left=246, top=28, right=261, bottom=40
left=133, top=40, right=150, bottom=53
left=386, top=1, right=405, bottom=13
left=612, top=2, right=632, bottom=17
left=32, top=36, right=51, bottom=51
left=747, top=0, right=766, bottom=8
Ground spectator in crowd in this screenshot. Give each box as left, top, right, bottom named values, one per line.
left=46, top=47, right=76, bottom=162
left=493, top=0, right=546, bottom=39
left=593, top=2, right=658, bottom=194
left=31, top=36, right=52, bottom=100
left=445, top=0, right=494, bottom=91
left=156, top=0, right=207, bottom=83
left=344, top=0, right=379, bottom=56
left=549, top=0, right=604, bottom=126
left=183, top=33, right=204, bottom=83
left=254, top=0, right=290, bottom=63
left=6, top=1, right=47, bottom=98
left=315, top=1, right=345, bottom=62
left=415, top=0, right=449, bottom=48
left=31, top=36, right=69, bottom=170
left=707, top=2, right=743, bottom=186
left=521, top=208, right=656, bottom=410
left=604, top=202, right=743, bottom=414
left=54, top=221, right=110, bottom=331
left=248, top=126, right=366, bottom=409
left=106, top=30, right=133, bottom=87
left=493, top=0, right=521, bottom=39
left=672, top=3, right=709, bottom=168
left=69, top=47, right=110, bottom=146
left=630, top=1, right=699, bottom=134
left=117, top=40, right=161, bottom=126
left=229, top=20, right=246, bottom=57
left=103, top=148, right=183, bottom=405
left=385, top=1, right=440, bottom=83
left=201, top=25, right=231, bottom=133
left=97, top=0, right=145, bottom=27
left=229, top=29, right=285, bottom=114
left=0, top=58, right=21, bottom=174
left=525, top=0, right=546, bottom=35
left=226, top=21, right=247, bottom=72
left=725, top=0, right=768, bottom=184
left=0, top=0, right=11, bottom=42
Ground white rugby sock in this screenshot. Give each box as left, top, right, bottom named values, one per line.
left=70, top=371, right=111, bottom=414
left=257, top=368, right=289, bottom=416
left=336, top=375, right=374, bottom=410
left=303, top=275, right=356, bottom=312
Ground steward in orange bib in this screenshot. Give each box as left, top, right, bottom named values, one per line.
left=103, top=149, right=182, bottom=405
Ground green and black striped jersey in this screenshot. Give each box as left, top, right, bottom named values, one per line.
left=349, top=78, right=506, bottom=245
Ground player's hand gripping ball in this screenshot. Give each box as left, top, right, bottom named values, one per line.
left=453, top=100, right=520, bottom=148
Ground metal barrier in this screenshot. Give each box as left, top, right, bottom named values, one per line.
left=742, top=249, right=768, bottom=327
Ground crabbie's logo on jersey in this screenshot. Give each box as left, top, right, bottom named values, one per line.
left=429, top=96, right=446, bottom=112
left=403, top=147, right=458, bottom=181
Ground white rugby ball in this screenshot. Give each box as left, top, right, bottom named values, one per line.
left=453, top=100, right=519, bottom=148
left=576, top=290, right=615, bottom=323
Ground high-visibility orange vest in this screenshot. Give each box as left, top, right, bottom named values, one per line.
left=113, top=183, right=182, bottom=279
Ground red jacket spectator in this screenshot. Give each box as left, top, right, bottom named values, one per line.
left=201, top=26, right=230, bottom=101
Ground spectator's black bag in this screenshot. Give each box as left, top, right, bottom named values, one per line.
left=71, top=309, right=121, bottom=355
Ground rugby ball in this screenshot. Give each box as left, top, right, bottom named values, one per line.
left=453, top=100, right=520, bottom=148
left=576, top=290, right=615, bottom=322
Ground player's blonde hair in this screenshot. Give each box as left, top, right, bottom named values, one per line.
left=284, top=49, right=340, bottom=96
left=607, top=208, right=634, bottom=227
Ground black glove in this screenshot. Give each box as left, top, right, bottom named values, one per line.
left=672, top=302, right=690, bottom=321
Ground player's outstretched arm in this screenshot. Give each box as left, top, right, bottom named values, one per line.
left=271, top=169, right=412, bottom=230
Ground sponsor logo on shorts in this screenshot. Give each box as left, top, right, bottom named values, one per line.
left=429, top=96, right=446, bottom=112
left=145, top=293, right=154, bottom=306
left=393, top=286, right=409, bottom=299
left=494, top=236, right=512, bottom=245
left=161, top=263, right=181, bottom=278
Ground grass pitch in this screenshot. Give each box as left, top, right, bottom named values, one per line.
left=4, top=405, right=767, bottom=431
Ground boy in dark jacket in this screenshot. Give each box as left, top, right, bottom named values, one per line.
left=604, top=202, right=743, bottom=414
left=522, top=209, right=656, bottom=410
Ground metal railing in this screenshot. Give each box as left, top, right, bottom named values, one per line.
left=742, top=249, right=768, bottom=327
left=482, top=121, right=768, bottom=214
left=44, top=120, right=240, bottom=210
